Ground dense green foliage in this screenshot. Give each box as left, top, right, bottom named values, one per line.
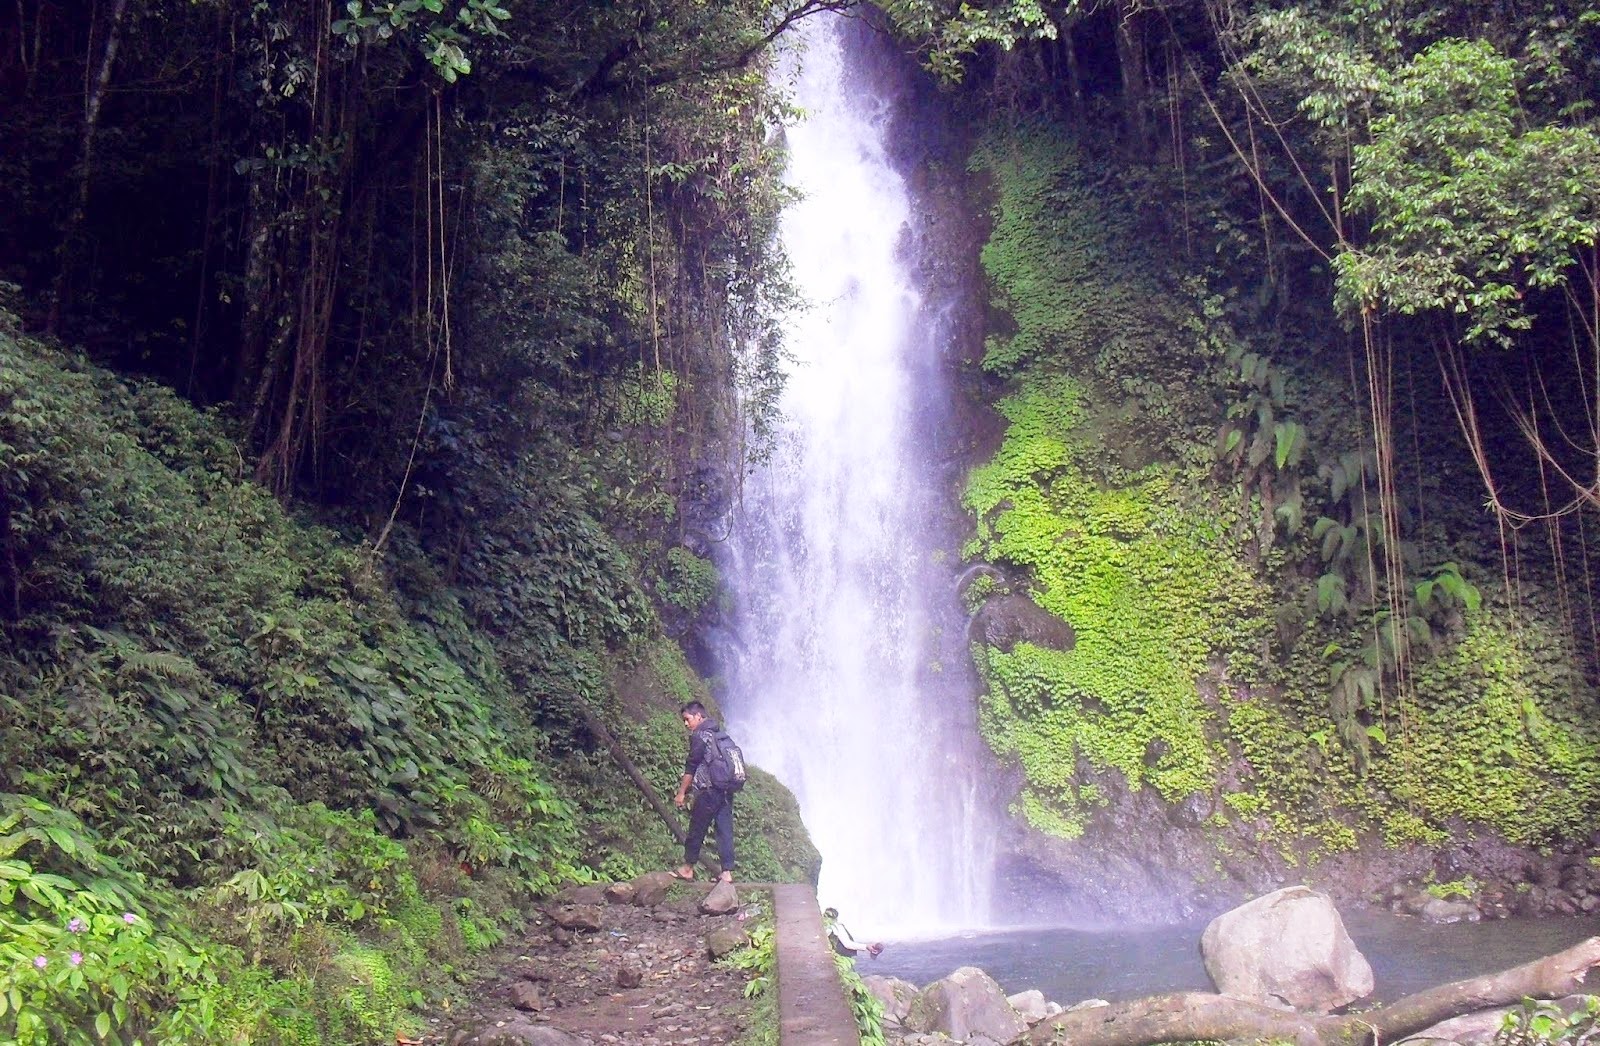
left=0, top=318, right=815, bottom=1041
left=0, top=0, right=828, bottom=1036
left=960, top=116, right=1600, bottom=858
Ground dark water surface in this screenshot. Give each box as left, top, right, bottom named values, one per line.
left=869, top=911, right=1600, bottom=1005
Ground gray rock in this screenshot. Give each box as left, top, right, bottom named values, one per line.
left=615, top=954, right=644, bottom=989
left=699, top=880, right=738, bottom=915
left=454, top=1024, right=585, bottom=1046
left=1065, top=999, right=1107, bottom=1012
left=863, top=975, right=920, bottom=1022
left=1401, top=1008, right=1513, bottom=1046
left=553, top=884, right=606, bottom=906
left=705, top=921, right=748, bottom=959
left=1406, top=996, right=1596, bottom=1046
left=509, top=981, right=543, bottom=1012
left=631, top=871, right=676, bottom=907
left=1007, top=989, right=1049, bottom=1022
left=905, top=966, right=1029, bottom=1042
left=1417, top=896, right=1481, bottom=924
left=603, top=881, right=637, bottom=905
left=545, top=905, right=603, bottom=932
left=1200, top=885, right=1373, bottom=1012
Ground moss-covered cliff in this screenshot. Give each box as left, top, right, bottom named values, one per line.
left=959, top=122, right=1600, bottom=917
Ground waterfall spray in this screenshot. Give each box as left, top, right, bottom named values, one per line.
left=720, top=15, right=995, bottom=936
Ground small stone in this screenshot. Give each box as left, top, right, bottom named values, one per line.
left=705, top=921, right=748, bottom=959
left=700, top=880, right=738, bottom=915
left=605, top=881, right=638, bottom=905
left=618, top=955, right=645, bottom=989
left=510, top=982, right=543, bottom=1012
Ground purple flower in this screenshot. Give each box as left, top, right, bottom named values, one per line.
left=67, top=918, right=85, bottom=933
left=122, top=913, right=137, bottom=924
left=32, top=956, right=46, bottom=969
left=69, top=952, right=83, bottom=966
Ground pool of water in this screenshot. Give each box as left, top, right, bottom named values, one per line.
left=867, top=911, right=1600, bottom=1005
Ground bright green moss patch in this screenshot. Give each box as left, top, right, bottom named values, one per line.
left=969, top=374, right=1274, bottom=827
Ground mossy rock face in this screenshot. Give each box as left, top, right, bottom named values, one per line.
left=960, top=120, right=1600, bottom=906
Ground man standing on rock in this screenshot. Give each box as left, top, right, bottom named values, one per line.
left=672, top=701, right=735, bottom=883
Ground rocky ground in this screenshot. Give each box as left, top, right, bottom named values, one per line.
left=417, top=873, right=770, bottom=1046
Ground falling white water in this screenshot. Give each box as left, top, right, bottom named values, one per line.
left=720, top=16, right=994, bottom=936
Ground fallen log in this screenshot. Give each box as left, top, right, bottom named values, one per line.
left=1025, top=935, right=1600, bottom=1046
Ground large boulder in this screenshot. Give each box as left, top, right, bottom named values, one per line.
left=1201, top=886, right=1374, bottom=1012
left=905, top=966, right=1030, bottom=1042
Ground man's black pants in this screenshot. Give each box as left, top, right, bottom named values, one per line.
left=684, top=788, right=735, bottom=873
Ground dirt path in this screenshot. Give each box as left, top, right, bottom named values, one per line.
left=420, top=876, right=770, bottom=1046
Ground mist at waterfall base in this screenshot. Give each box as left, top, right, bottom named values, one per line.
left=870, top=911, right=1600, bottom=1006
left=714, top=15, right=994, bottom=938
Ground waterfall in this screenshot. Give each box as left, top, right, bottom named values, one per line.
left=719, top=15, right=995, bottom=936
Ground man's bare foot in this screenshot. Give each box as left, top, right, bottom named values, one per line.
left=671, top=866, right=695, bottom=881
left=717, top=871, right=734, bottom=884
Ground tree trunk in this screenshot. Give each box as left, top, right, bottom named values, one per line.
left=1026, top=936, right=1600, bottom=1046
left=1060, top=27, right=1084, bottom=119
left=573, top=700, right=686, bottom=846
left=1113, top=1, right=1151, bottom=159
left=47, top=0, right=131, bottom=334
left=0, top=479, right=21, bottom=621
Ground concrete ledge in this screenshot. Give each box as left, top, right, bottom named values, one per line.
left=773, top=883, right=862, bottom=1045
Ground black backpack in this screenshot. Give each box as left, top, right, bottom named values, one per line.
left=700, top=727, right=747, bottom=792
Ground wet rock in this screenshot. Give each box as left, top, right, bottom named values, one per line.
left=546, top=905, right=604, bottom=932
left=905, top=966, right=1029, bottom=1042
left=705, top=921, right=748, bottom=959
left=1417, top=896, right=1481, bottom=924
left=969, top=594, right=1075, bottom=653
left=699, top=880, right=738, bottom=915
left=1201, top=886, right=1373, bottom=1012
